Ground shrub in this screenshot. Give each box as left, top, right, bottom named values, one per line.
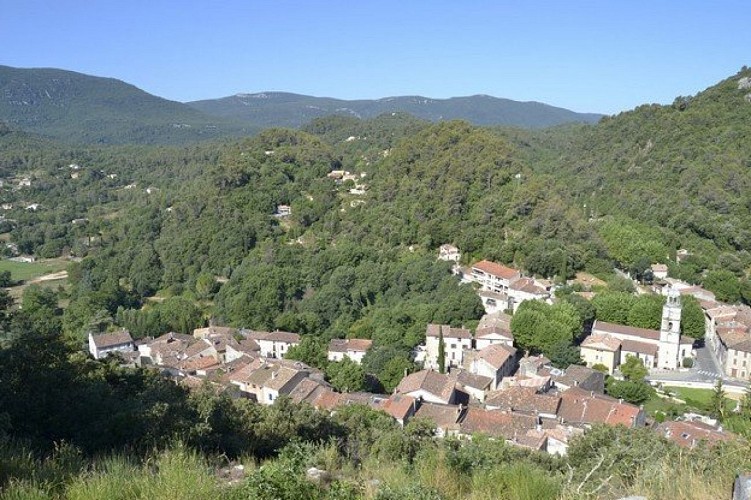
left=682, top=357, right=694, bottom=368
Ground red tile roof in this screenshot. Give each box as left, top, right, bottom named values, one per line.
left=395, top=370, right=458, bottom=403
left=328, top=338, right=373, bottom=353
left=382, top=394, right=417, bottom=421
left=459, top=408, right=538, bottom=439
left=425, top=324, right=472, bottom=339
left=472, top=260, right=521, bottom=280
left=558, top=387, right=642, bottom=427
left=485, top=386, right=561, bottom=415
left=620, top=339, right=658, bottom=357
left=581, top=334, right=622, bottom=352
left=593, top=320, right=660, bottom=341
left=656, top=420, right=735, bottom=448
left=91, top=330, right=133, bottom=348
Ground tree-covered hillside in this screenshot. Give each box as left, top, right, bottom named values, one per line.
left=188, top=91, right=603, bottom=129
left=0, top=66, right=252, bottom=144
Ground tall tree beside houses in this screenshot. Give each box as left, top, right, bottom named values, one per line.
left=438, top=328, right=446, bottom=374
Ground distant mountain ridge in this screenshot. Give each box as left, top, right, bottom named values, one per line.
left=188, top=91, right=603, bottom=129
left=0, top=65, right=602, bottom=145
left=0, top=65, right=251, bottom=144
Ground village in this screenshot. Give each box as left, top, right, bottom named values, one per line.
left=87, top=244, right=751, bottom=456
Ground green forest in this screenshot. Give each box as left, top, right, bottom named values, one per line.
left=2, top=68, right=751, bottom=498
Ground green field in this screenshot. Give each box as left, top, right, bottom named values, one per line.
left=645, top=385, right=737, bottom=417
left=0, top=258, right=69, bottom=282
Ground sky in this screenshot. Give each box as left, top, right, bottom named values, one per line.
left=1, top=1, right=750, bottom=115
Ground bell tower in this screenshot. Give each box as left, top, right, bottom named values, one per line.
left=658, top=286, right=682, bottom=370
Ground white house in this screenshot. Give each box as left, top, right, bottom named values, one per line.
left=474, top=312, right=514, bottom=349
left=257, top=331, right=300, bottom=359
left=462, top=343, right=518, bottom=390
left=470, top=260, right=521, bottom=294
left=438, top=244, right=461, bottom=262
left=327, top=338, right=373, bottom=364
left=394, top=370, right=466, bottom=405
left=424, top=324, right=472, bottom=370
left=89, top=330, right=135, bottom=360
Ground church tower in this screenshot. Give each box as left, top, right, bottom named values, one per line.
left=658, top=286, right=682, bottom=370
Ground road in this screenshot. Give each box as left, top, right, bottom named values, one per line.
left=647, top=346, right=749, bottom=390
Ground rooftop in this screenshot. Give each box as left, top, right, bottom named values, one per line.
left=471, top=260, right=521, bottom=280
left=90, top=330, right=133, bottom=349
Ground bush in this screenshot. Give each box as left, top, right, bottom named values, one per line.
left=682, top=357, right=694, bottom=368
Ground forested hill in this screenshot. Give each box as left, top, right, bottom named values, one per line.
left=0, top=65, right=252, bottom=144
left=508, top=66, right=751, bottom=283
left=188, top=91, right=603, bottom=129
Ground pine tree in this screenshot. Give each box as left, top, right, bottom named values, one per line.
left=710, top=378, right=727, bottom=421
left=438, top=329, right=446, bottom=374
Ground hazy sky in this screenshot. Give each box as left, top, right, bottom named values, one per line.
left=2, top=1, right=749, bottom=114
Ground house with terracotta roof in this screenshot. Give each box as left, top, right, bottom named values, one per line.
left=412, top=402, right=465, bottom=438
left=455, top=371, right=493, bottom=401
left=655, top=419, right=735, bottom=449
left=424, top=324, right=472, bottom=370
left=474, top=312, right=514, bottom=349
left=580, top=334, right=622, bottom=374
left=394, top=370, right=468, bottom=405
left=228, top=360, right=310, bottom=404
left=88, top=330, right=135, bottom=360
left=552, top=365, right=605, bottom=393
left=507, top=278, right=550, bottom=312
left=327, top=338, right=373, bottom=364
left=470, top=260, right=521, bottom=294
left=557, top=387, right=645, bottom=428
left=193, top=325, right=238, bottom=339
left=457, top=407, right=539, bottom=443
left=704, top=304, right=751, bottom=379
left=651, top=263, right=668, bottom=280
left=257, top=331, right=300, bottom=359
left=381, top=394, right=419, bottom=426
left=484, top=386, right=561, bottom=420
left=462, top=343, right=518, bottom=390
left=225, top=338, right=261, bottom=362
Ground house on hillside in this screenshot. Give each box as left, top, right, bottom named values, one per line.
left=394, top=370, right=468, bottom=405
left=256, top=331, right=300, bottom=358
left=474, top=312, right=514, bottom=349
left=557, top=387, right=646, bottom=428
left=327, top=338, right=373, bottom=364
left=89, top=330, right=135, bottom=360
left=552, top=365, right=605, bottom=393
left=462, top=343, right=518, bottom=390
left=438, top=244, right=461, bottom=262
left=424, top=324, right=472, bottom=370
left=470, top=260, right=521, bottom=294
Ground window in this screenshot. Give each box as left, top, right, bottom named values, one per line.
left=268, top=394, right=273, bottom=401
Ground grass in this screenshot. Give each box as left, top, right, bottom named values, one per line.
left=0, top=258, right=69, bottom=282
left=645, top=386, right=737, bottom=417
